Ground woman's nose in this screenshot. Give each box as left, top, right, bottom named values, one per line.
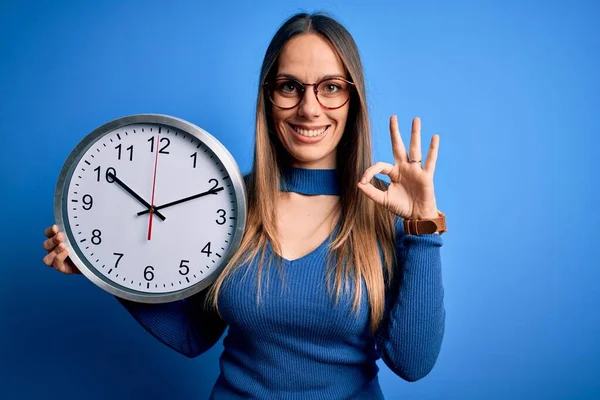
left=297, top=88, right=321, bottom=118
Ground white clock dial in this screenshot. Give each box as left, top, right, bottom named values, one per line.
left=55, top=115, right=246, bottom=303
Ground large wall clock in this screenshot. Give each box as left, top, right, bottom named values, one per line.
left=54, top=114, right=247, bottom=303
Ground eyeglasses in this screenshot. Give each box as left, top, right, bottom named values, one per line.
left=264, top=77, right=355, bottom=110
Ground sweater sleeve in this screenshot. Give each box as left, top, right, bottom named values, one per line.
left=116, top=288, right=228, bottom=358
left=374, top=216, right=445, bottom=382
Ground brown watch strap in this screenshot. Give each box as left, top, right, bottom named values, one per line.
left=403, top=210, right=447, bottom=235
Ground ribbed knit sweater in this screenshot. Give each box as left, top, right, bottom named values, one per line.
left=117, top=167, right=445, bottom=399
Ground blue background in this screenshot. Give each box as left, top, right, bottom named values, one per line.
left=1, top=0, right=598, bottom=398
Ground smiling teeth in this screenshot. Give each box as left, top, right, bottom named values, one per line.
left=293, top=125, right=327, bottom=137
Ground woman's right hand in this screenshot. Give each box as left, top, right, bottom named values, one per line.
left=42, top=224, right=81, bottom=274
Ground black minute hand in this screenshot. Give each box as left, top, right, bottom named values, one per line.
left=137, top=187, right=224, bottom=216
left=106, top=172, right=166, bottom=221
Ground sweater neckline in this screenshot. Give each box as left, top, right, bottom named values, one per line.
left=280, top=166, right=340, bottom=196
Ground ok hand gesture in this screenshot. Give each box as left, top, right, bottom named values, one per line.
left=358, top=116, right=439, bottom=220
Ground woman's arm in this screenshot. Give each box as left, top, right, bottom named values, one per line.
left=374, top=216, right=445, bottom=382
left=117, top=289, right=227, bottom=358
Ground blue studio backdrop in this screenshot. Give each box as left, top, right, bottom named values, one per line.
left=1, top=0, right=599, bottom=399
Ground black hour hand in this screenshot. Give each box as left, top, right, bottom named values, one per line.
left=137, top=187, right=224, bottom=216
left=107, top=172, right=166, bottom=221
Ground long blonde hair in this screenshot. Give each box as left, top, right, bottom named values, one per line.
left=207, top=12, right=398, bottom=335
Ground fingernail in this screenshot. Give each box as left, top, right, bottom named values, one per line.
left=361, top=178, right=367, bottom=184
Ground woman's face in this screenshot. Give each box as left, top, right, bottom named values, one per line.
left=270, top=34, right=350, bottom=169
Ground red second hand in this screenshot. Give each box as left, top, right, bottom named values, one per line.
left=148, top=134, right=160, bottom=241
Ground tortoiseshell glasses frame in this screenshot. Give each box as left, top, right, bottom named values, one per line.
left=264, top=77, right=356, bottom=110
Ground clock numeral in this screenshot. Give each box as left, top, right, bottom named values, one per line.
left=148, top=137, right=170, bottom=154
left=144, top=266, right=154, bottom=281
left=159, top=137, right=170, bottom=154
left=179, top=260, right=190, bottom=276
left=91, top=229, right=102, bottom=245
left=216, top=209, right=226, bottom=225
left=106, top=167, right=116, bottom=183
left=148, top=136, right=154, bottom=152
left=115, top=144, right=134, bottom=161
left=114, top=252, right=124, bottom=268
left=82, top=194, right=93, bottom=210
left=190, top=152, right=197, bottom=168
left=201, top=242, right=212, bottom=257
left=209, top=178, right=219, bottom=191
left=94, top=166, right=117, bottom=183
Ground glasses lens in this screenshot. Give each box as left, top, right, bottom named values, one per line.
left=317, top=79, right=350, bottom=109
left=270, top=79, right=303, bottom=108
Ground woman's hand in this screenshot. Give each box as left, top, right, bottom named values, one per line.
left=42, top=224, right=81, bottom=274
left=358, top=115, right=439, bottom=220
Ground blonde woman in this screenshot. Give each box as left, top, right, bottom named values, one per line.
left=42, top=12, right=447, bottom=399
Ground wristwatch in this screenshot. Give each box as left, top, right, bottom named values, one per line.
left=403, top=210, right=447, bottom=235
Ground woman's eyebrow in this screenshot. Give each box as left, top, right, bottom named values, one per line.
left=275, top=73, right=347, bottom=81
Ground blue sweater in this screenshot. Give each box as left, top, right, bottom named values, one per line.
left=118, top=167, right=445, bottom=399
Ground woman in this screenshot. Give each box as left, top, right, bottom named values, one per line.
left=42, top=12, right=446, bottom=399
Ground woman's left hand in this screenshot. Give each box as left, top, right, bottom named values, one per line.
left=358, top=115, right=439, bottom=220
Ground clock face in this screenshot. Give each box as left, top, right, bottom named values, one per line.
left=55, top=115, right=246, bottom=303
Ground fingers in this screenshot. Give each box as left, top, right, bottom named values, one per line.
left=424, top=134, right=439, bottom=174
left=360, top=161, right=395, bottom=184
left=42, top=225, right=80, bottom=274
left=42, top=231, right=64, bottom=252
left=53, top=245, right=73, bottom=274
left=409, top=117, right=422, bottom=163
left=43, top=242, right=78, bottom=274
left=390, top=115, right=408, bottom=163
left=44, top=224, right=57, bottom=238
left=43, top=241, right=65, bottom=267
left=357, top=161, right=395, bottom=206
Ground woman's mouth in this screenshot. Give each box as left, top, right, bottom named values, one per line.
left=288, top=124, right=330, bottom=144
left=290, top=124, right=329, bottom=137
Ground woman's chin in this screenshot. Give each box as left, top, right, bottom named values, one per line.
left=287, top=149, right=335, bottom=169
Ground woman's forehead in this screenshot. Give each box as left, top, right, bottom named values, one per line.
left=277, top=34, right=345, bottom=81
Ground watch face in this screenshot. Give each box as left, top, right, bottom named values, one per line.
left=54, top=114, right=246, bottom=303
